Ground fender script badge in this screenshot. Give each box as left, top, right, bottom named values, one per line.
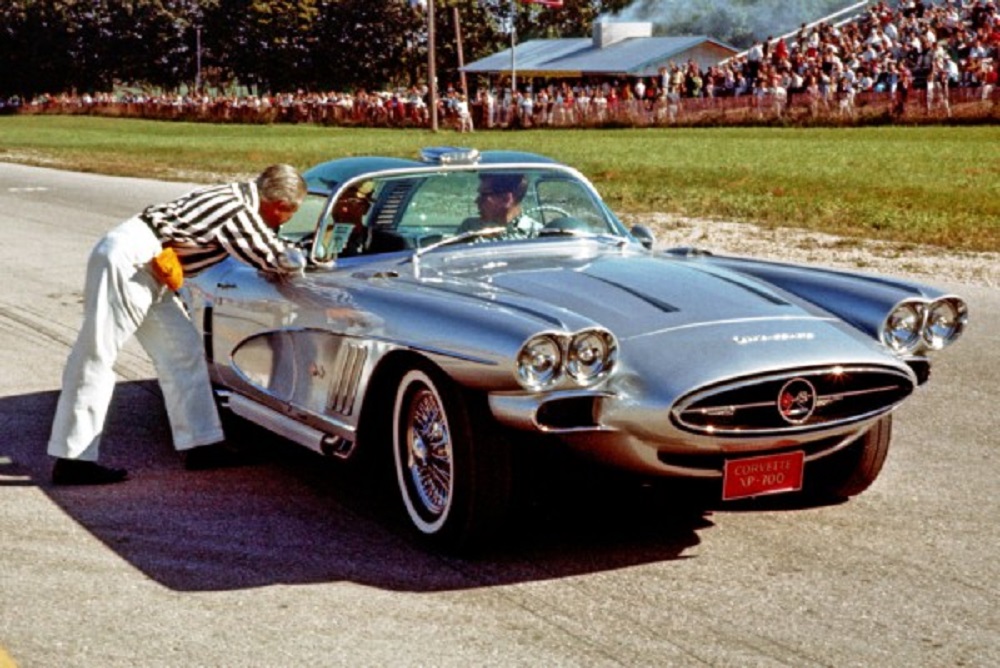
left=732, top=332, right=815, bottom=346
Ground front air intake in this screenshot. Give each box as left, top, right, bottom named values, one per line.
left=672, top=365, right=914, bottom=436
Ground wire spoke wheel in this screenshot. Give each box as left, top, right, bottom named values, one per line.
left=391, top=364, right=513, bottom=552
left=394, top=368, right=456, bottom=535
left=405, top=386, right=453, bottom=519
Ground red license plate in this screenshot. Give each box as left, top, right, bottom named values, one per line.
left=723, top=451, right=805, bottom=501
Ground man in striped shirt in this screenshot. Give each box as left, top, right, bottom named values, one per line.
left=48, top=164, right=308, bottom=485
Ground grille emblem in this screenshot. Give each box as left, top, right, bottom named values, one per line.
left=778, top=378, right=817, bottom=424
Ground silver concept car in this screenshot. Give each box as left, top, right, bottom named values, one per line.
left=182, top=147, right=968, bottom=550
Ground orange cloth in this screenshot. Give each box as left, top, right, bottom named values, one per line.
left=149, top=247, right=184, bottom=290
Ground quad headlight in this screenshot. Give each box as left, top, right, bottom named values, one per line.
left=882, top=300, right=924, bottom=353
left=566, top=330, right=617, bottom=383
left=517, top=335, right=562, bottom=390
left=516, top=328, right=617, bottom=391
left=881, top=296, right=968, bottom=355
left=923, top=296, right=968, bottom=350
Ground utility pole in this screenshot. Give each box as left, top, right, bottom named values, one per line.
left=428, top=0, right=438, bottom=132
left=454, top=6, right=467, bottom=100
left=195, top=26, right=202, bottom=93
left=510, top=0, right=517, bottom=95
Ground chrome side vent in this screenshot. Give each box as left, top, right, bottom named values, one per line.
left=328, top=344, right=367, bottom=416
left=672, top=366, right=915, bottom=436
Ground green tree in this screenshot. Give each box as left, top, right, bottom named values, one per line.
left=0, top=0, right=218, bottom=98
left=0, top=0, right=83, bottom=97
left=0, top=0, right=641, bottom=98
left=432, top=1, right=506, bottom=92
left=308, top=0, right=423, bottom=92
left=110, top=0, right=217, bottom=91
left=211, top=0, right=320, bottom=93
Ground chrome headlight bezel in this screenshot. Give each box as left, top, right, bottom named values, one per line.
left=922, top=296, right=968, bottom=350
left=515, top=328, right=618, bottom=391
left=881, top=296, right=968, bottom=355
left=566, top=329, right=618, bottom=384
left=516, top=334, right=563, bottom=391
left=881, top=299, right=925, bottom=354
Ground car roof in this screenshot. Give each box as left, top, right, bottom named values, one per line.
left=303, top=157, right=420, bottom=193
left=478, top=150, right=559, bottom=165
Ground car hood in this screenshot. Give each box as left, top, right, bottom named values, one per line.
left=392, top=242, right=910, bottom=390
left=405, top=244, right=820, bottom=339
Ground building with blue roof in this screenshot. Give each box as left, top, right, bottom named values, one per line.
left=462, top=22, right=737, bottom=81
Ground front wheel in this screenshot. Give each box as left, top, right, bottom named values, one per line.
left=813, top=415, right=892, bottom=499
left=392, top=365, right=511, bottom=552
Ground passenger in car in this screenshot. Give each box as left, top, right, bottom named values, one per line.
left=48, top=164, right=308, bottom=485
left=329, top=181, right=374, bottom=257
left=458, top=172, right=542, bottom=239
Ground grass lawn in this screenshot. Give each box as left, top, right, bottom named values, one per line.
left=1, top=115, right=998, bottom=252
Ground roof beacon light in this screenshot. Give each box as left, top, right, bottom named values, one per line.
left=420, top=146, right=481, bottom=165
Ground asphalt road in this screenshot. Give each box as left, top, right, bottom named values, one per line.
left=1, top=163, right=998, bottom=667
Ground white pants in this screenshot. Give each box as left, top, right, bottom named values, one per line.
left=48, top=217, right=225, bottom=461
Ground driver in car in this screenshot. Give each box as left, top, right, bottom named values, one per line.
left=458, top=172, right=542, bottom=239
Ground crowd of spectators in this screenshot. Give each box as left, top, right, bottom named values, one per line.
left=701, top=0, right=1000, bottom=117
left=3, top=0, right=997, bottom=128
left=0, top=87, right=441, bottom=127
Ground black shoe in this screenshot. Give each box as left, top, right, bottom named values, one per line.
left=51, top=458, right=128, bottom=486
left=182, top=443, right=245, bottom=471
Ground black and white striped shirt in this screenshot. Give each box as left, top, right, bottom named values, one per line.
left=140, top=182, right=290, bottom=276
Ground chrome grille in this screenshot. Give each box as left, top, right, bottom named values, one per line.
left=672, top=366, right=914, bottom=436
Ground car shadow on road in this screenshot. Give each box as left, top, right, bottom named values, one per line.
left=31, top=381, right=888, bottom=592
left=4, top=382, right=721, bottom=593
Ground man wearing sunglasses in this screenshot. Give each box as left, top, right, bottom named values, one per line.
left=458, top=172, right=541, bottom=239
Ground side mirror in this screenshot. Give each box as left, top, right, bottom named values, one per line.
left=630, top=224, right=656, bottom=250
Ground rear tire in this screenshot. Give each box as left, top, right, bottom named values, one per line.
left=814, top=415, right=892, bottom=499
left=392, top=364, right=511, bottom=553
